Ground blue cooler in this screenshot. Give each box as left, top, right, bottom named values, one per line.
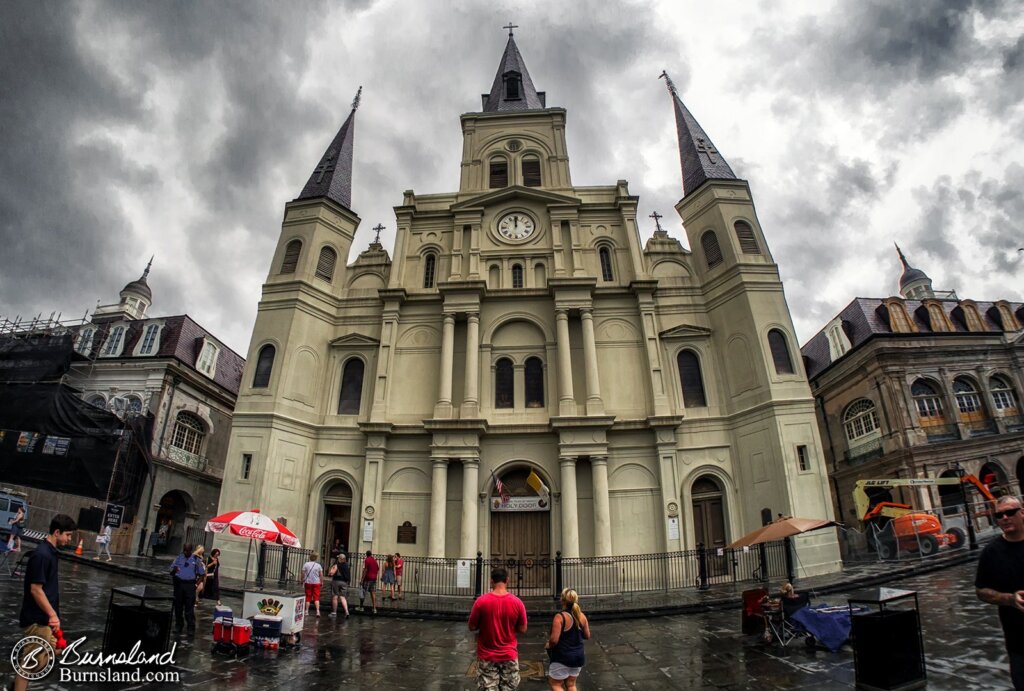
left=214, top=605, right=232, bottom=620
left=252, top=615, right=283, bottom=640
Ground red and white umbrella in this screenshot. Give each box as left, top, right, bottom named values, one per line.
left=205, top=509, right=301, bottom=548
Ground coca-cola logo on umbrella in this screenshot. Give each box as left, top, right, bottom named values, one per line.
left=238, top=527, right=270, bottom=539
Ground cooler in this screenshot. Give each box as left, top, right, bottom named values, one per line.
left=242, top=590, right=305, bottom=635
left=214, top=605, right=232, bottom=620
left=213, top=617, right=232, bottom=643
left=253, top=615, right=283, bottom=639
left=230, top=620, right=252, bottom=646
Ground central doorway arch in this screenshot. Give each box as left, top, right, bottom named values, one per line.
left=691, top=475, right=728, bottom=576
left=489, top=467, right=551, bottom=593
left=322, top=481, right=353, bottom=557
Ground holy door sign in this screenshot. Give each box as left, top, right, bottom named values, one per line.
left=491, top=496, right=549, bottom=512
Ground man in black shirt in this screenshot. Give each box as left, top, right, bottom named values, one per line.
left=976, top=496, right=1024, bottom=690
left=15, top=513, right=76, bottom=691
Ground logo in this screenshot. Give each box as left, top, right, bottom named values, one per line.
left=11, top=635, right=56, bottom=680
left=237, top=527, right=268, bottom=539
left=256, top=598, right=284, bottom=616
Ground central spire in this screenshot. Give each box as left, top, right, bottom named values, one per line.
left=297, top=86, right=361, bottom=210
left=482, top=28, right=546, bottom=112
left=660, top=71, right=736, bottom=197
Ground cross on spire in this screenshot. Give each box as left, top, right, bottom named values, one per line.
left=372, top=223, right=385, bottom=245
left=314, top=151, right=336, bottom=183
left=503, top=22, right=518, bottom=36
left=695, top=138, right=718, bottom=163
left=659, top=70, right=678, bottom=97
left=351, top=86, right=362, bottom=111
left=649, top=211, right=664, bottom=233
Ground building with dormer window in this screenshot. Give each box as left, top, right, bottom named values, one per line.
left=216, top=32, right=841, bottom=579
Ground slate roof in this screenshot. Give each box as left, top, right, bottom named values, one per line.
left=120, top=258, right=153, bottom=301
left=481, top=34, right=546, bottom=112
left=296, top=88, right=360, bottom=210
left=661, top=73, right=737, bottom=197
left=71, top=315, right=245, bottom=395
left=801, top=297, right=1024, bottom=380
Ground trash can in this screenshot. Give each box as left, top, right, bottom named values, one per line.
left=848, top=587, right=926, bottom=690
left=103, top=584, right=174, bottom=657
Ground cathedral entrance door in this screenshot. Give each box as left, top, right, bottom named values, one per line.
left=490, top=508, right=551, bottom=595
left=322, top=481, right=353, bottom=557
left=691, top=475, right=728, bottom=578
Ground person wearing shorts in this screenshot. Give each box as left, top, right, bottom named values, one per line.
left=360, top=550, right=379, bottom=614
left=545, top=588, right=590, bottom=690
left=328, top=553, right=350, bottom=618
left=394, top=553, right=404, bottom=600
left=469, top=567, right=528, bottom=691
left=301, top=553, right=324, bottom=617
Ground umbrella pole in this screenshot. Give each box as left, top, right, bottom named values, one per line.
left=243, top=539, right=252, bottom=590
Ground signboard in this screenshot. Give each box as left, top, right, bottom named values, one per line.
left=396, top=521, right=417, bottom=544
left=490, top=496, right=550, bottom=512
left=104, top=503, right=125, bottom=528
left=667, top=516, right=679, bottom=541
left=457, top=559, right=471, bottom=589
left=362, top=519, right=374, bottom=543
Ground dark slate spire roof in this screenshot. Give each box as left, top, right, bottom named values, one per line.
left=297, top=87, right=361, bottom=209
left=660, top=71, right=736, bottom=197
left=121, top=256, right=153, bottom=301
left=895, top=244, right=930, bottom=288
left=482, top=32, right=546, bottom=112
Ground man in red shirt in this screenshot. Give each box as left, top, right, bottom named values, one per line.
left=359, top=550, right=379, bottom=614
left=468, top=567, right=528, bottom=690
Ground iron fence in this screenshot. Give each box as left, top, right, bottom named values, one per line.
left=182, top=525, right=213, bottom=554
left=255, top=541, right=791, bottom=611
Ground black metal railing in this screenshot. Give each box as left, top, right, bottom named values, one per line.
left=924, top=423, right=960, bottom=442
left=182, top=526, right=213, bottom=554
left=1001, top=415, right=1024, bottom=432
left=964, top=418, right=997, bottom=437
left=254, top=541, right=791, bottom=611
left=844, top=437, right=884, bottom=465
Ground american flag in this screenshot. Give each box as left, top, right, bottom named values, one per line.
left=491, top=470, right=510, bottom=503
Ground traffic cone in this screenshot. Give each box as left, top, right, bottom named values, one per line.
left=75, top=539, right=83, bottom=556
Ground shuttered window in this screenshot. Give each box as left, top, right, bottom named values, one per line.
left=252, top=345, right=275, bottom=388
left=768, top=329, right=794, bottom=374
left=280, top=240, right=302, bottom=274
left=423, top=253, right=437, bottom=288
left=522, top=157, right=541, bottom=187
left=489, top=160, right=508, bottom=188
left=677, top=350, right=707, bottom=408
left=512, top=264, right=524, bottom=288
left=734, top=221, right=760, bottom=254
left=701, top=231, right=723, bottom=268
left=599, top=247, right=614, bottom=281
left=315, top=247, right=337, bottom=282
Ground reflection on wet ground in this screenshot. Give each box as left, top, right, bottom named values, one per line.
left=0, top=559, right=1010, bottom=689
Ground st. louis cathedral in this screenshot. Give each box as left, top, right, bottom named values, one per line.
left=215, top=31, right=841, bottom=578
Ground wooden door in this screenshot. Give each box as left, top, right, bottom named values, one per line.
left=693, top=495, right=728, bottom=577
left=490, top=511, right=551, bottom=593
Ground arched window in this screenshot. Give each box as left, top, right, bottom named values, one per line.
left=599, top=247, right=614, bottom=282
left=76, top=329, right=96, bottom=355
left=953, top=377, right=983, bottom=414
left=991, top=375, right=1019, bottom=413
left=843, top=399, right=880, bottom=441
left=315, top=246, right=337, bottom=282
left=734, top=221, right=760, bottom=254
left=911, top=379, right=943, bottom=419
left=701, top=231, right=723, bottom=268
left=767, top=329, right=794, bottom=374
left=252, top=344, right=275, bottom=388
left=102, top=326, right=125, bottom=357
left=489, top=158, right=509, bottom=188
left=280, top=239, right=302, bottom=274
left=488, top=264, right=501, bottom=289
left=522, top=156, right=541, bottom=187
left=138, top=324, right=160, bottom=355
left=171, top=412, right=205, bottom=455
left=505, top=73, right=521, bottom=100
left=495, top=358, right=514, bottom=408
left=511, top=264, right=524, bottom=289
left=338, top=358, right=364, bottom=415
left=86, top=393, right=106, bottom=409
left=677, top=350, right=707, bottom=408
left=525, top=357, right=544, bottom=408
left=423, top=253, right=437, bottom=289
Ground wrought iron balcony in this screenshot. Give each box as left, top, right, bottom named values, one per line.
left=844, top=437, right=884, bottom=465
left=963, top=418, right=997, bottom=437
left=923, top=423, right=960, bottom=442
left=1002, top=415, right=1024, bottom=433
left=165, top=445, right=209, bottom=473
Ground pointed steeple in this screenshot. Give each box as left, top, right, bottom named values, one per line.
left=894, top=243, right=933, bottom=298
left=660, top=71, right=736, bottom=197
left=482, top=27, right=546, bottom=112
left=121, top=257, right=153, bottom=302
left=297, top=87, right=361, bottom=209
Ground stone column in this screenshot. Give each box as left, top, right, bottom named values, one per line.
left=555, top=309, right=575, bottom=416
left=591, top=456, right=612, bottom=557
left=560, top=456, right=580, bottom=558
left=580, top=308, right=604, bottom=415
left=463, top=313, right=480, bottom=418
left=428, top=459, right=448, bottom=557
left=435, top=314, right=456, bottom=418
left=460, top=458, right=480, bottom=559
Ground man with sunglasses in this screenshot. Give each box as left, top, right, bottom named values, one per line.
left=976, top=496, right=1024, bottom=689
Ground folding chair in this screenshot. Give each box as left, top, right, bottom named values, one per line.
left=764, top=592, right=814, bottom=648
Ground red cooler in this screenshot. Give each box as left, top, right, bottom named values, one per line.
left=230, top=620, right=252, bottom=646
left=213, top=617, right=232, bottom=643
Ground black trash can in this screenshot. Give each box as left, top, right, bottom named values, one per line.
left=103, top=584, right=174, bottom=657
left=848, top=588, right=926, bottom=690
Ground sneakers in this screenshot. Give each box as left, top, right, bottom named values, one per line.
left=329, top=612, right=336, bottom=618
left=372, top=608, right=377, bottom=614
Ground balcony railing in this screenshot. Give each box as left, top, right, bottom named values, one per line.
left=963, top=419, right=997, bottom=437
left=1001, top=415, right=1024, bottom=433
left=924, top=423, right=960, bottom=442
left=844, top=437, right=884, bottom=465
left=165, top=445, right=209, bottom=473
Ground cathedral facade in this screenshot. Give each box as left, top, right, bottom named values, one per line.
left=215, top=34, right=841, bottom=578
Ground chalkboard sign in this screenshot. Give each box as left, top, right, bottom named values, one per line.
left=104, top=503, right=125, bottom=528
left=396, top=521, right=417, bottom=544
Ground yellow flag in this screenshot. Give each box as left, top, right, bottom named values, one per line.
left=526, top=470, right=550, bottom=500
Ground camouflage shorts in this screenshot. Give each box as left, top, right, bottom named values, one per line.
left=476, top=659, right=520, bottom=690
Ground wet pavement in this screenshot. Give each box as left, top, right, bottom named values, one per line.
left=0, top=557, right=1014, bottom=689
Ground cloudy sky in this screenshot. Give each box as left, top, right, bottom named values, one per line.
left=1, top=0, right=1021, bottom=357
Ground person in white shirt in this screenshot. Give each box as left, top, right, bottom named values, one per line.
left=94, top=525, right=112, bottom=561
left=301, top=553, right=324, bottom=617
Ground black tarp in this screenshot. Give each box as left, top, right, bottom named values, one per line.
left=0, top=382, right=147, bottom=503
left=0, top=333, right=74, bottom=382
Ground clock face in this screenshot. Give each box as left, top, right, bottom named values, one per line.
left=497, top=212, right=536, bottom=241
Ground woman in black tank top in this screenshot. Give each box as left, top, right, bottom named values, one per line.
left=545, top=588, right=591, bottom=689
